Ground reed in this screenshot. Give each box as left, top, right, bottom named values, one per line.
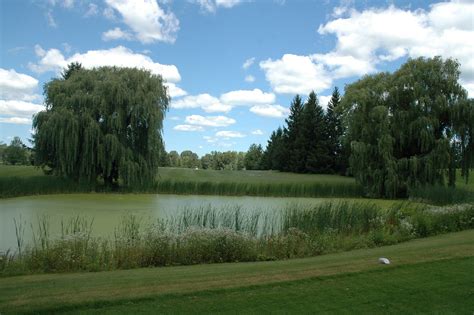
left=409, top=185, right=474, bottom=205
left=1, top=202, right=473, bottom=276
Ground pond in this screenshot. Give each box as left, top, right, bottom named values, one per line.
left=0, top=194, right=398, bottom=252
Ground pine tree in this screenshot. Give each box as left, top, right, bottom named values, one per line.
left=283, top=95, right=304, bottom=172
left=325, top=87, right=347, bottom=174
left=301, top=91, right=329, bottom=173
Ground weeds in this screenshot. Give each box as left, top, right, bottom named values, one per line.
left=1, top=201, right=473, bottom=276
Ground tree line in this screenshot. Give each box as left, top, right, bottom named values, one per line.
left=258, top=57, right=473, bottom=198
left=0, top=137, right=33, bottom=165
left=28, top=57, right=473, bottom=198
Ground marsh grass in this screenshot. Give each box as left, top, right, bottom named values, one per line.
left=1, top=202, right=473, bottom=276
left=0, top=166, right=363, bottom=198
left=409, top=185, right=474, bottom=205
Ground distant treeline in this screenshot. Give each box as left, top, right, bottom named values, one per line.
left=160, top=86, right=346, bottom=175
left=0, top=137, right=33, bottom=166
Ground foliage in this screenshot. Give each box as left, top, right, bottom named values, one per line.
left=343, top=57, right=473, bottom=198
left=326, top=87, right=347, bottom=174
left=300, top=91, right=330, bottom=173
left=180, top=150, right=200, bottom=168
left=3, top=137, right=29, bottom=165
left=2, top=202, right=473, bottom=276
left=33, top=64, right=169, bottom=187
left=244, top=144, right=263, bottom=170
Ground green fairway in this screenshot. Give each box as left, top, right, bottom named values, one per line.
left=1, top=229, right=473, bottom=314
left=66, top=257, right=474, bottom=314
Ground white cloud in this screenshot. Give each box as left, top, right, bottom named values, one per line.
left=318, top=95, right=332, bottom=109
left=215, top=130, right=245, bottom=138
left=185, top=115, right=236, bottom=127
left=174, top=124, right=204, bottom=131
left=84, top=3, right=98, bottom=17
left=105, top=0, right=179, bottom=44
left=220, top=89, right=275, bottom=106
left=242, top=57, right=255, bottom=69
left=0, top=69, right=40, bottom=101
left=315, top=1, right=474, bottom=95
left=0, top=100, right=44, bottom=118
left=165, top=83, right=187, bottom=98
left=249, top=104, right=289, bottom=118
left=260, top=54, right=332, bottom=94
left=171, top=94, right=231, bottom=112
left=0, top=117, right=32, bottom=125
left=261, top=1, right=474, bottom=96
left=251, top=129, right=263, bottom=135
left=102, top=27, right=133, bottom=41
left=29, top=45, right=181, bottom=83
left=244, top=75, right=255, bottom=83
left=196, top=0, right=243, bottom=13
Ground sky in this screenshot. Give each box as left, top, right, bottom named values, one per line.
left=0, top=0, right=473, bottom=156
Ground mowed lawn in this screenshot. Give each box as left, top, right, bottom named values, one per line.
left=1, top=230, right=473, bottom=314
left=2, top=165, right=472, bottom=189
left=0, top=165, right=356, bottom=185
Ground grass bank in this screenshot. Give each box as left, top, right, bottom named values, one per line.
left=0, top=165, right=363, bottom=198
left=2, top=201, right=473, bottom=276
left=1, top=230, right=473, bottom=314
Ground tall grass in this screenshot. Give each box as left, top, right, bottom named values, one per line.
left=153, top=180, right=364, bottom=198
left=409, top=185, right=474, bottom=205
left=1, top=202, right=473, bottom=276
left=0, top=176, right=97, bottom=198
left=0, top=166, right=363, bottom=198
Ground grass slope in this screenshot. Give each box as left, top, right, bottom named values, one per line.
left=1, top=229, right=473, bottom=314
left=68, top=257, right=474, bottom=314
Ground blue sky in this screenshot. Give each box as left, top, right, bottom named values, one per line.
left=1, top=0, right=473, bottom=156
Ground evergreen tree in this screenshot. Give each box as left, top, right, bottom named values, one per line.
left=325, top=87, right=347, bottom=174
left=283, top=95, right=304, bottom=172
left=301, top=91, right=329, bottom=173
left=262, top=127, right=285, bottom=170
left=33, top=64, right=169, bottom=187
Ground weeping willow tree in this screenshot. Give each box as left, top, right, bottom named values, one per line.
left=33, top=64, right=169, bottom=188
left=343, top=57, right=473, bottom=198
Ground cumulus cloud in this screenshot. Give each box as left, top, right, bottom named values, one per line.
left=195, top=0, right=244, bottom=13
left=251, top=129, right=263, bottom=135
left=29, top=45, right=181, bottom=83
left=185, top=115, right=236, bottom=127
left=165, top=83, right=187, bottom=98
left=104, top=0, right=179, bottom=44
left=215, top=130, right=245, bottom=138
left=172, top=94, right=231, bottom=112
left=260, top=54, right=332, bottom=94
left=242, top=57, right=255, bottom=69
left=0, top=69, right=43, bottom=125
left=0, top=100, right=44, bottom=120
left=317, top=1, right=474, bottom=92
left=249, top=104, right=289, bottom=118
left=173, top=124, right=204, bottom=131
left=0, top=69, right=40, bottom=102
left=261, top=1, right=474, bottom=96
left=0, top=117, right=32, bottom=125
left=220, top=89, right=275, bottom=106
left=102, top=27, right=133, bottom=41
